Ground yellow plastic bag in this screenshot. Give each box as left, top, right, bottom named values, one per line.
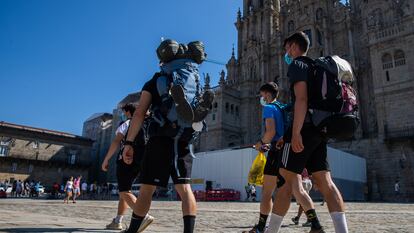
left=248, top=152, right=267, bottom=186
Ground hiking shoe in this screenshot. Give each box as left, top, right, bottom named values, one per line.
left=291, top=216, right=299, bottom=225
left=302, top=221, right=312, bottom=227
left=242, top=225, right=263, bottom=233
left=170, top=85, right=194, bottom=122
left=193, top=90, right=215, bottom=122
left=309, top=227, right=326, bottom=233
left=106, top=218, right=123, bottom=230
left=138, top=214, right=154, bottom=232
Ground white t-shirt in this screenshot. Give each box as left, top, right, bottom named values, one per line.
left=81, top=182, right=88, bottom=191
left=116, top=120, right=130, bottom=136
left=66, top=181, right=73, bottom=190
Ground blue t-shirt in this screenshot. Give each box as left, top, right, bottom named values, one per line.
left=262, top=102, right=284, bottom=142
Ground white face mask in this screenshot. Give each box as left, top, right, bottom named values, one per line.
left=260, top=97, right=267, bottom=106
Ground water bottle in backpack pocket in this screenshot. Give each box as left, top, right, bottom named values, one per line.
left=307, top=55, right=360, bottom=140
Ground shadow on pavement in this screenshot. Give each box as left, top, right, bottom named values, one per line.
left=0, top=228, right=116, bottom=233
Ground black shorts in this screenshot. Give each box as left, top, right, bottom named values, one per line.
left=281, top=124, right=330, bottom=174
left=116, top=146, right=145, bottom=192
left=139, top=136, right=193, bottom=187
left=263, top=145, right=286, bottom=188
left=264, top=147, right=281, bottom=176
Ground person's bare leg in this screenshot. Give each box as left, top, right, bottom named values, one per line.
left=131, top=184, right=156, bottom=216
left=120, top=191, right=137, bottom=212
left=312, top=171, right=348, bottom=233
left=279, top=169, right=314, bottom=211
left=260, top=175, right=278, bottom=215
left=250, top=175, right=277, bottom=232
left=267, top=180, right=292, bottom=232
left=175, top=184, right=196, bottom=233
left=124, top=184, right=156, bottom=233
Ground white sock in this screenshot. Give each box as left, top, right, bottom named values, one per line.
left=265, top=213, right=284, bottom=233
left=115, top=215, right=124, bottom=224
left=330, top=212, right=348, bottom=233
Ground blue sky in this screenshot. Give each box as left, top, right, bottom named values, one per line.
left=0, top=0, right=242, bottom=135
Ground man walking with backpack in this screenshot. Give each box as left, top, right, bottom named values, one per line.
left=243, top=82, right=286, bottom=233
left=121, top=39, right=213, bottom=233
left=101, top=104, right=153, bottom=231
left=265, top=32, right=349, bottom=233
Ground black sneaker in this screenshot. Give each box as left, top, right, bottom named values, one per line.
left=193, top=90, right=214, bottom=122
left=170, top=85, right=194, bottom=122
left=291, top=216, right=299, bottom=225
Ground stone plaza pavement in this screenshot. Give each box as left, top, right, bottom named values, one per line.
left=0, top=199, right=413, bottom=233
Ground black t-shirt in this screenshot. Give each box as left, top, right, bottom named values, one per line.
left=142, top=73, right=162, bottom=108
left=286, top=56, right=313, bottom=136
left=287, top=56, right=312, bottom=102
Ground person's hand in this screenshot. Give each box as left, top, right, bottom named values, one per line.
left=254, top=141, right=262, bottom=152
left=291, top=132, right=304, bottom=153
left=101, top=158, right=109, bottom=172
left=122, top=145, right=134, bottom=165
left=276, top=137, right=284, bottom=150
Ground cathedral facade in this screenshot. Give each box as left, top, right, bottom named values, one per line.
left=198, top=0, right=414, bottom=201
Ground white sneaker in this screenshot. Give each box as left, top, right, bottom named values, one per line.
left=138, top=214, right=154, bottom=232
left=106, top=218, right=123, bottom=230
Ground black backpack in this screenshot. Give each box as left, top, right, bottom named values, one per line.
left=305, top=56, right=359, bottom=140
left=118, top=119, right=149, bottom=161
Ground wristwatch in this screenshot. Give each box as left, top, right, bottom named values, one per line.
left=124, top=140, right=134, bottom=146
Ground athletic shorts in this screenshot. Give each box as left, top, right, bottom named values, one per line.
left=263, top=145, right=286, bottom=188
left=116, top=145, right=145, bottom=192
left=139, top=136, right=193, bottom=188
left=281, top=124, right=330, bottom=174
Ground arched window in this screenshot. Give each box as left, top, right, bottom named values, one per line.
left=288, top=20, right=295, bottom=33
left=316, top=8, right=323, bottom=21
left=382, top=53, right=393, bottom=69
left=394, top=50, right=406, bottom=67
left=225, top=103, right=229, bottom=113
left=235, top=106, right=239, bottom=116
left=214, top=102, right=218, bottom=108
left=259, top=0, right=264, bottom=8
left=231, top=104, right=234, bottom=114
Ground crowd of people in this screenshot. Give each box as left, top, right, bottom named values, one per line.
left=0, top=179, right=44, bottom=198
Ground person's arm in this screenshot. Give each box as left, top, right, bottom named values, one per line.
left=101, top=133, right=124, bottom=171
left=291, top=81, right=308, bottom=153
left=123, top=91, right=152, bottom=164
left=255, top=118, right=276, bottom=151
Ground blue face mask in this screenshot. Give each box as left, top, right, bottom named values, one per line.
left=284, top=53, right=293, bottom=65
left=120, top=113, right=127, bottom=121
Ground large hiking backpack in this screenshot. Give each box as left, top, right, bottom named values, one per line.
left=269, top=101, right=293, bottom=136
left=306, top=55, right=359, bottom=140
left=156, top=39, right=206, bottom=64
left=148, top=58, right=212, bottom=158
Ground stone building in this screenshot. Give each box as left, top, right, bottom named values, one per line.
left=82, top=113, right=113, bottom=183
left=0, top=121, right=93, bottom=186
left=198, top=0, right=414, bottom=201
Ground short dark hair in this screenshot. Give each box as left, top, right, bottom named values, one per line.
left=259, top=82, right=279, bottom=99
left=121, top=103, right=136, bottom=115
left=283, top=32, right=310, bottom=53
